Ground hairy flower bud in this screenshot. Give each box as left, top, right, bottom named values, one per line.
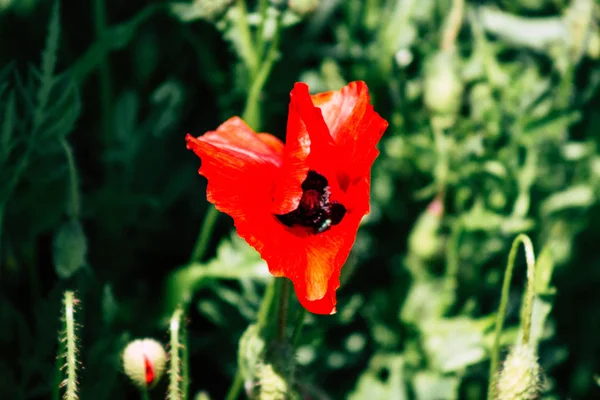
left=122, top=339, right=167, bottom=389
left=497, top=344, right=542, bottom=400
left=257, top=363, right=289, bottom=400
left=424, top=50, right=464, bottom=128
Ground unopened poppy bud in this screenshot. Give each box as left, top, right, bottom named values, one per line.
left=497, top=344, right=542, bottom=400
left=238, top=324, right=266, bottom=395
left=257, top=363, right=289, bottom=400
left=424, top=50, right=464, bottom=126
left=288, top=0, right=319, bottom=15
left=122, top=339, right=167, bottom=389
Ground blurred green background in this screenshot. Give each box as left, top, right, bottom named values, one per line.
left=2, top=0, right=600, bottom=398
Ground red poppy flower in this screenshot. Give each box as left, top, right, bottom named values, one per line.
left=186, top=81, right=388, bottom=315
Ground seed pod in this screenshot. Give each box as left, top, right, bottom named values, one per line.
left=122, top=339, right=167, bottom=389
left=497, top=344, right=542, bottom=400
left=423, top=50, right=464, bottom=127
left=407, top=198, right=445, bottom=262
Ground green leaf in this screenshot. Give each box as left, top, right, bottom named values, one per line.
left=540, top=185, right=595, bottom=216
left=413, top=371, right=460, bottom=400
left=162, top=232, right=269, bottom=319
left=349, top=354, right=408, bottom=400
left=534, top=246, right=555, bottom=294
left=52, top=219, right=87, bottom=279
left=422, top=317, right=490, bottom=373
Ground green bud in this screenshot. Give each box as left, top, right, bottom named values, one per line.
left=424, top=50, right=464, bottom=126
left=53, top=219, right=87, bottom=279
left=238, top=324, right=266, bottom=390
left=407, top=198, right=445, bottom=261
left=497, top=344, right=542, bottom=400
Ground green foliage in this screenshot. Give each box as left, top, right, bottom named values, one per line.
left=1, top=0, right=600, bottom=399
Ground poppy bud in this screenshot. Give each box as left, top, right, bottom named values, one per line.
left=407, top=197, right=445, bottom=261
left=423, top=50, right=464, bottom=128
left=238, top=324, right=266, bottom=395
left=122, top=339, right=167, bottom=389
left=496, top=344, right=542, bottom=400
left=257, top=363, right=289, bottom=400
left=288, top=0, right=319, bottom=16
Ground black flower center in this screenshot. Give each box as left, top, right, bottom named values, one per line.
left=276, top=171, right=346, bottom=234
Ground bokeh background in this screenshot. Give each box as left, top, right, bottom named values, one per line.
left=2, top=0, right=600, bottom=398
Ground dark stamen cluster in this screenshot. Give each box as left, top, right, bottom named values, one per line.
left=276, top=171, right=346, bottom=234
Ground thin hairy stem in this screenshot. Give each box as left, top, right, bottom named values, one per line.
left=63, top=291, right=78, bottom=400
left=487, top=234, right=536, bottom=400
left=169, top=307, right=183, bottom=400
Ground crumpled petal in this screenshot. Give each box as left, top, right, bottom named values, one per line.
left=185, top=117, right=283, bottom=220
left=311, top=81, right=388, bottom=175
left=271, top=82, right=336, bottom=215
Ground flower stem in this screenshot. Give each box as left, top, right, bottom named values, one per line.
left=93, top=0, right=114, bottom=148
left=242, top=15, right=281, bottom=131
left=169, top=307, right=183, bottom=400
left=181, top=321, right=190, bottom=400
left=236, top=0, right=258, bottom=75
left=291, top=308, right=307, bottom=349
left=224, top=371, right=244, bottom=400
left=441, top=0, right=464, bottom=51
left=189, top=206, right=220, bottom=263
left=257, top=278, right=279, bottom=336
left=63, top=291, right=78, bottom=400
left=277, top=279, right=290, bottom=341
left=140, top=387, right=150, bottom=400
left=60, top=139, right=80, bottom=219
left=487, top=234, right=536, bottom=400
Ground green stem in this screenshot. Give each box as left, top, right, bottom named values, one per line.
left=169, top=307, right=183, bottom=400
left=255, top=0, right=269, bottom=58
left=60, top=139, right=80, bottom=219
left=277, top=279, right=290, bottom=341
left=441, top=0, right=464, bottom=51
left=93, top=0, right=114, bottom=148
left=487, top=234, right=536, bottom=400
left=140, top=387, right=150, bottom=400
left=189, top=206, right=220, bottom=263
left=242, top=18, right=281, bottom=131
left=236, top=0, right=258, bottom=75
left=257, top=278, right=279, bottom=336
left=291, top=308, right=307, bottom=349
left=224, top=371, right=244, bottom=400
left=52, top=320, right=66, bottom=400
left=64, top=291, right=78, bottom=400
left=182, top=318, right=190, bottom=400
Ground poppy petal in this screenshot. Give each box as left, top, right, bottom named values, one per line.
left=311, top=81, right=388, bottom=172
left=271, top=82, right=339, bottom=215
left=185, top=117, right=283, bottom=219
